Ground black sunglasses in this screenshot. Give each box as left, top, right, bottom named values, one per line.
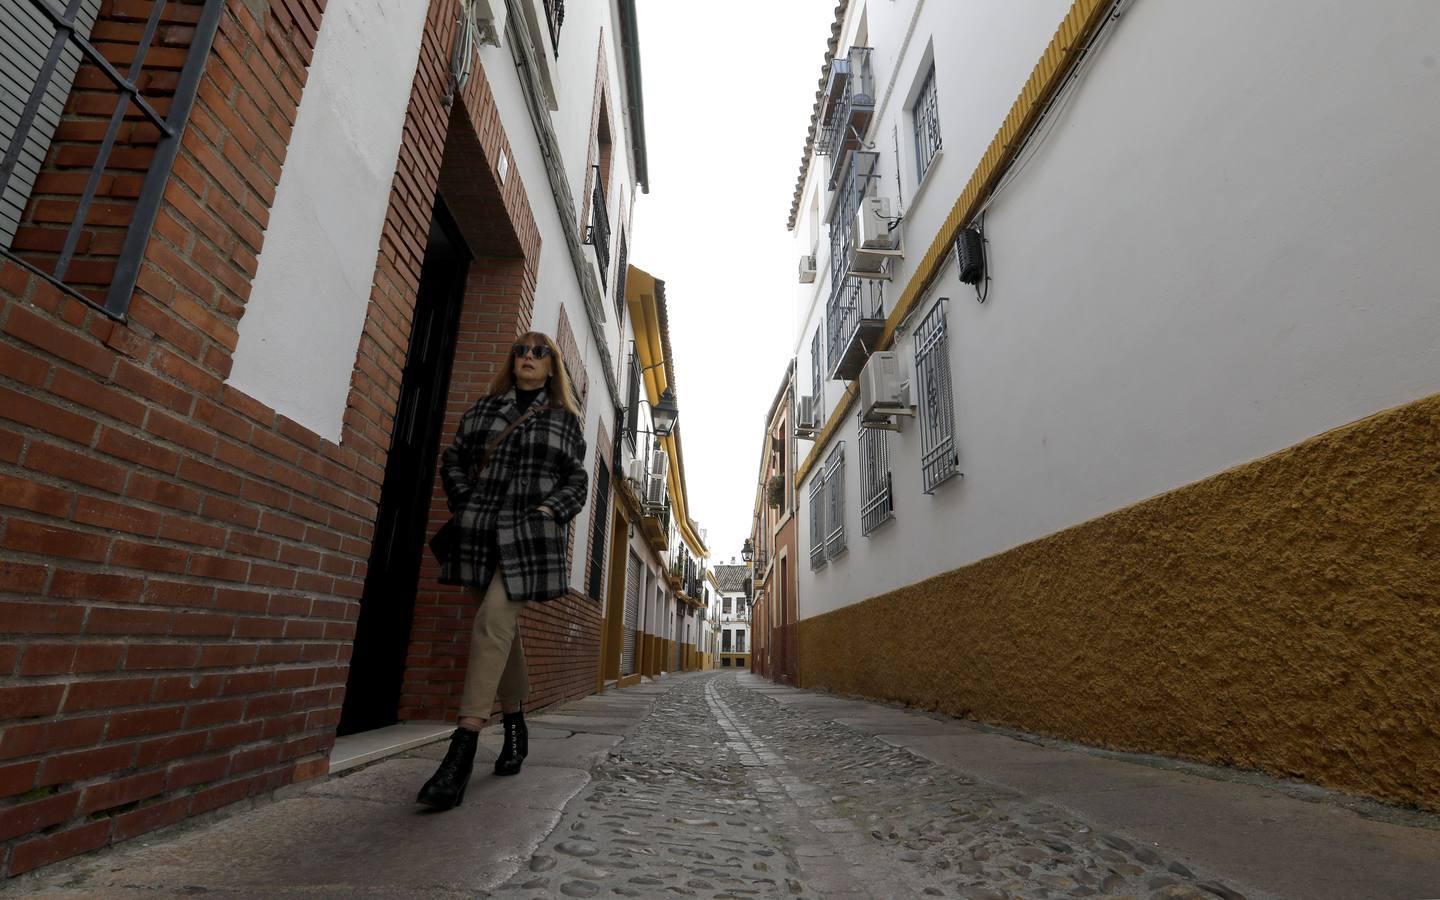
left=512, top=343, right=552, bottom=359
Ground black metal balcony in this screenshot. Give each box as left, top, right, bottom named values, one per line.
left=826, top=276, right=885, bottom=382
left=819, top=47, right=875, bottom=172
left=827, top=150, right=881, bottom=289
left=542, top=0, right=564, bottom=57
left=585, top=165, right=610, bottom=288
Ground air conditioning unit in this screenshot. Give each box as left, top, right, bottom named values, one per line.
left=859, top=351, right=914, bottom=427
left=645, top=473, right=667, bottom=507
left=625, top=456, right=646, bottom=486
left=798, top=254, right=817, bottom=284
left=468, top=0, right=506, bottom=46
left=795, top=394, right=820, bottom=437
left=851, top=196, right=902, bottom=278
left=650, top=448, right=669, bottom=479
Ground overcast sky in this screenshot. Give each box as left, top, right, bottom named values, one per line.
left=630, top=0, right=837, bottom=564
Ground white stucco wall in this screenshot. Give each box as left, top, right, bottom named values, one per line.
left=798, top=0, right=1440, bottom=619
left=227, top=0, right=428, bottom=442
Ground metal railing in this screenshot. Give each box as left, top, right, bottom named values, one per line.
left=915, top=299, right=960, bottom=492
left=0, top=0, right=225, bottom=318
left=819, top=47, right=874, bottom=162
left=586, top=164, right=610, bottom=288
left=823, top=442, right=847, bottom=559
left=825, top=275, right=884, bottom=381
left=808, top=475, right=826, bottom=570
left=827, top=150, right=880, bottom=288
left=541, top=0, right=564, bottom=57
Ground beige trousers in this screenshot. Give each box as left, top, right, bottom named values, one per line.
left=458, top=572, right=530, bottom=719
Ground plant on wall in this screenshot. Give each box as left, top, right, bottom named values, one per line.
left=767, top=474, right=785, bottom=509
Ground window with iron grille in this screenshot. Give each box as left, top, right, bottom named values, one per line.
left=914, top=299, right=960, bottom=492
left=613, top=229, right=628, bottom=324
left=586, top=164, right=610, bottom=288
left=586, top=460, right=611, bottom=600
left=824, top=442, right=846, bottom=558
left=624, top=351, right=641, bottom=450
left=0, top=0, right=225, bottom=318
left=912, top=65, right=942, bottom=180
left=810, top=327, right=823, bottom=409
left=858, top=424, right=894, bottom=535
left=808, top=473, right=826, bottom=570
left=542, top=0, right=564, bottom=57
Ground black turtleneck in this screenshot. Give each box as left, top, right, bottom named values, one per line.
left=514, top=385, right=544, bottom=414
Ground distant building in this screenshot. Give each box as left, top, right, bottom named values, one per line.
left=713, top=562, right=751, bottom=669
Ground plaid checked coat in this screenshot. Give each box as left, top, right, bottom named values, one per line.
left=437, top=388, right=589, bottom=602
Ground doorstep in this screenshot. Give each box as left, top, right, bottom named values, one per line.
left=327, top=721, right=453, bottom=775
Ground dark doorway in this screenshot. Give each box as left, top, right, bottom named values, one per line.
left=339, top=200, right=471, bottom=735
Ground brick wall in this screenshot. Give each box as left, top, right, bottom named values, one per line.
left=0, top=0, right=370, bottom=877
left=0, top=0, right=611, bottom=875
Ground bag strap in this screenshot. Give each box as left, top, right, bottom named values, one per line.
left=475, top=403, right=551, bottom=476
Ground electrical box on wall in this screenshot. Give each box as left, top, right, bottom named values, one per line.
left=955, top=225, right=985, bottom=285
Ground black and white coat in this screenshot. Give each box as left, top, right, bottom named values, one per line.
left=438, top=388, right=589, bottom=602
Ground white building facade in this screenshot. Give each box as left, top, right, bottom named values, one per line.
left=713, top=562, right=751, bottom=669
left=787, top=0, right=1440, bottom=812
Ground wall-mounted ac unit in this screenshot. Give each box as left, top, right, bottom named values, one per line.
left=650, top=448, right=669, bottom=479
left=469, top=0, right=506, bottom=46
left=798, top=254, right=817, bottom=284
left=795, top=394, right=820, bottom=437
left=625, top=456, right=646, bottom=486
left=645, top=473, right=667, bottom=507
left=851, top=196, right=903, bottom=278
left=859, top=351, right=914, bottom=428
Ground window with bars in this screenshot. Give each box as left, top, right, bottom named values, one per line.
left=808, top=473, right=826, bottom=570
left=0, top=0, right=224, bottom=318
left=541, top=0, right=564, bottom=57
left=613, top=229, right=628, bottom=324
left=858, top=424, right=894, bottom=534
left=914, top=299, right=961, bottom=492
left=912, top=65, right=942, bottom=181
left=824, top=442, right=846, bottom=558
left=624, top=351, right=641, bottom=450
left=810, top=326, right=823, bottom=408
left=586, top=460, right=611, bottom=600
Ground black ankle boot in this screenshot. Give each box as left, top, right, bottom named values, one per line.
left=494, top=711, right=527, bottom=776
left=417, top=728, right=478, bottom=809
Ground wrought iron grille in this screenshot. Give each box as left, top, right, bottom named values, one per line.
left=826, top=275, right=884, bottom=381
left=824, top=442, right=846, bottom=558
left=912, top=65, right=942, bottom=179
left=613, top=228, right=628, bottom=322
left=808, top=473, right=826, bottom=570
left=0, top=0, right=224, bottom=318
left=914, top=299, right=961, bottom=492
left=586, top=460, right=611, bottom=600
left=819, top=47, right=874, bottom=161
left=859, top=423, right=894, bottom=534
left=586, top=164, right=610, bottom=287
left=542, top=0, right=564, bottom=57
left=809, top=327, right=822, bottom=409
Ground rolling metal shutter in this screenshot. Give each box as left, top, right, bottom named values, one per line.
left=620, top=550, right=641, bottom=676
left=0, top=0, right=103, bottom=248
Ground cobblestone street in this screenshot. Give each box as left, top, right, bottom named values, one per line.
left=19, top=671, right=1440, bottom=899
left=498, top=675, right=1245, bottom=900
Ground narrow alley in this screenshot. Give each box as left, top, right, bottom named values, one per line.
left=18, top=672, right=1440, bottom=899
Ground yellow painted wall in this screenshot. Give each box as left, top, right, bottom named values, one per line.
left=800, top=393, right=1440, bottom=811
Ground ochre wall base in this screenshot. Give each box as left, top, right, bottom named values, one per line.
left=800, top=393, right=1440, bottom=811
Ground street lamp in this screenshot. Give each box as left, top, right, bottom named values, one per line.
left=651, top=386, right=679, bottom=437
left=741, top=538, right=753, bottom=564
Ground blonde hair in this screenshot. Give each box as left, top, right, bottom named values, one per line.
left=488, top=330, right=581, bottom=416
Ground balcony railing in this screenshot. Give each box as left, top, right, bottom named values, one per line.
left=826, top=275, right=884, bottom=381
left=827, top=150, right=881, bottom=289
left=586, top=165, right=610, bottom=288
left=541, top=0, right=564, bottom=57
left=819, top=47, right=875, bottom=169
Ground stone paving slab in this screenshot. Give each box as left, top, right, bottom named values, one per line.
left=738, top=676, right=1440, bottom=900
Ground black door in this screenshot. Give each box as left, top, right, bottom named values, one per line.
left=339, top=201, right=471, bottom=735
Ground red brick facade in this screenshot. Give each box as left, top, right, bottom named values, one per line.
left=0, top=0, right=606, bottom=877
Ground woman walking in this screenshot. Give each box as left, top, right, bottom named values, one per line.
left=417, top=331, right=588, bottom=810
